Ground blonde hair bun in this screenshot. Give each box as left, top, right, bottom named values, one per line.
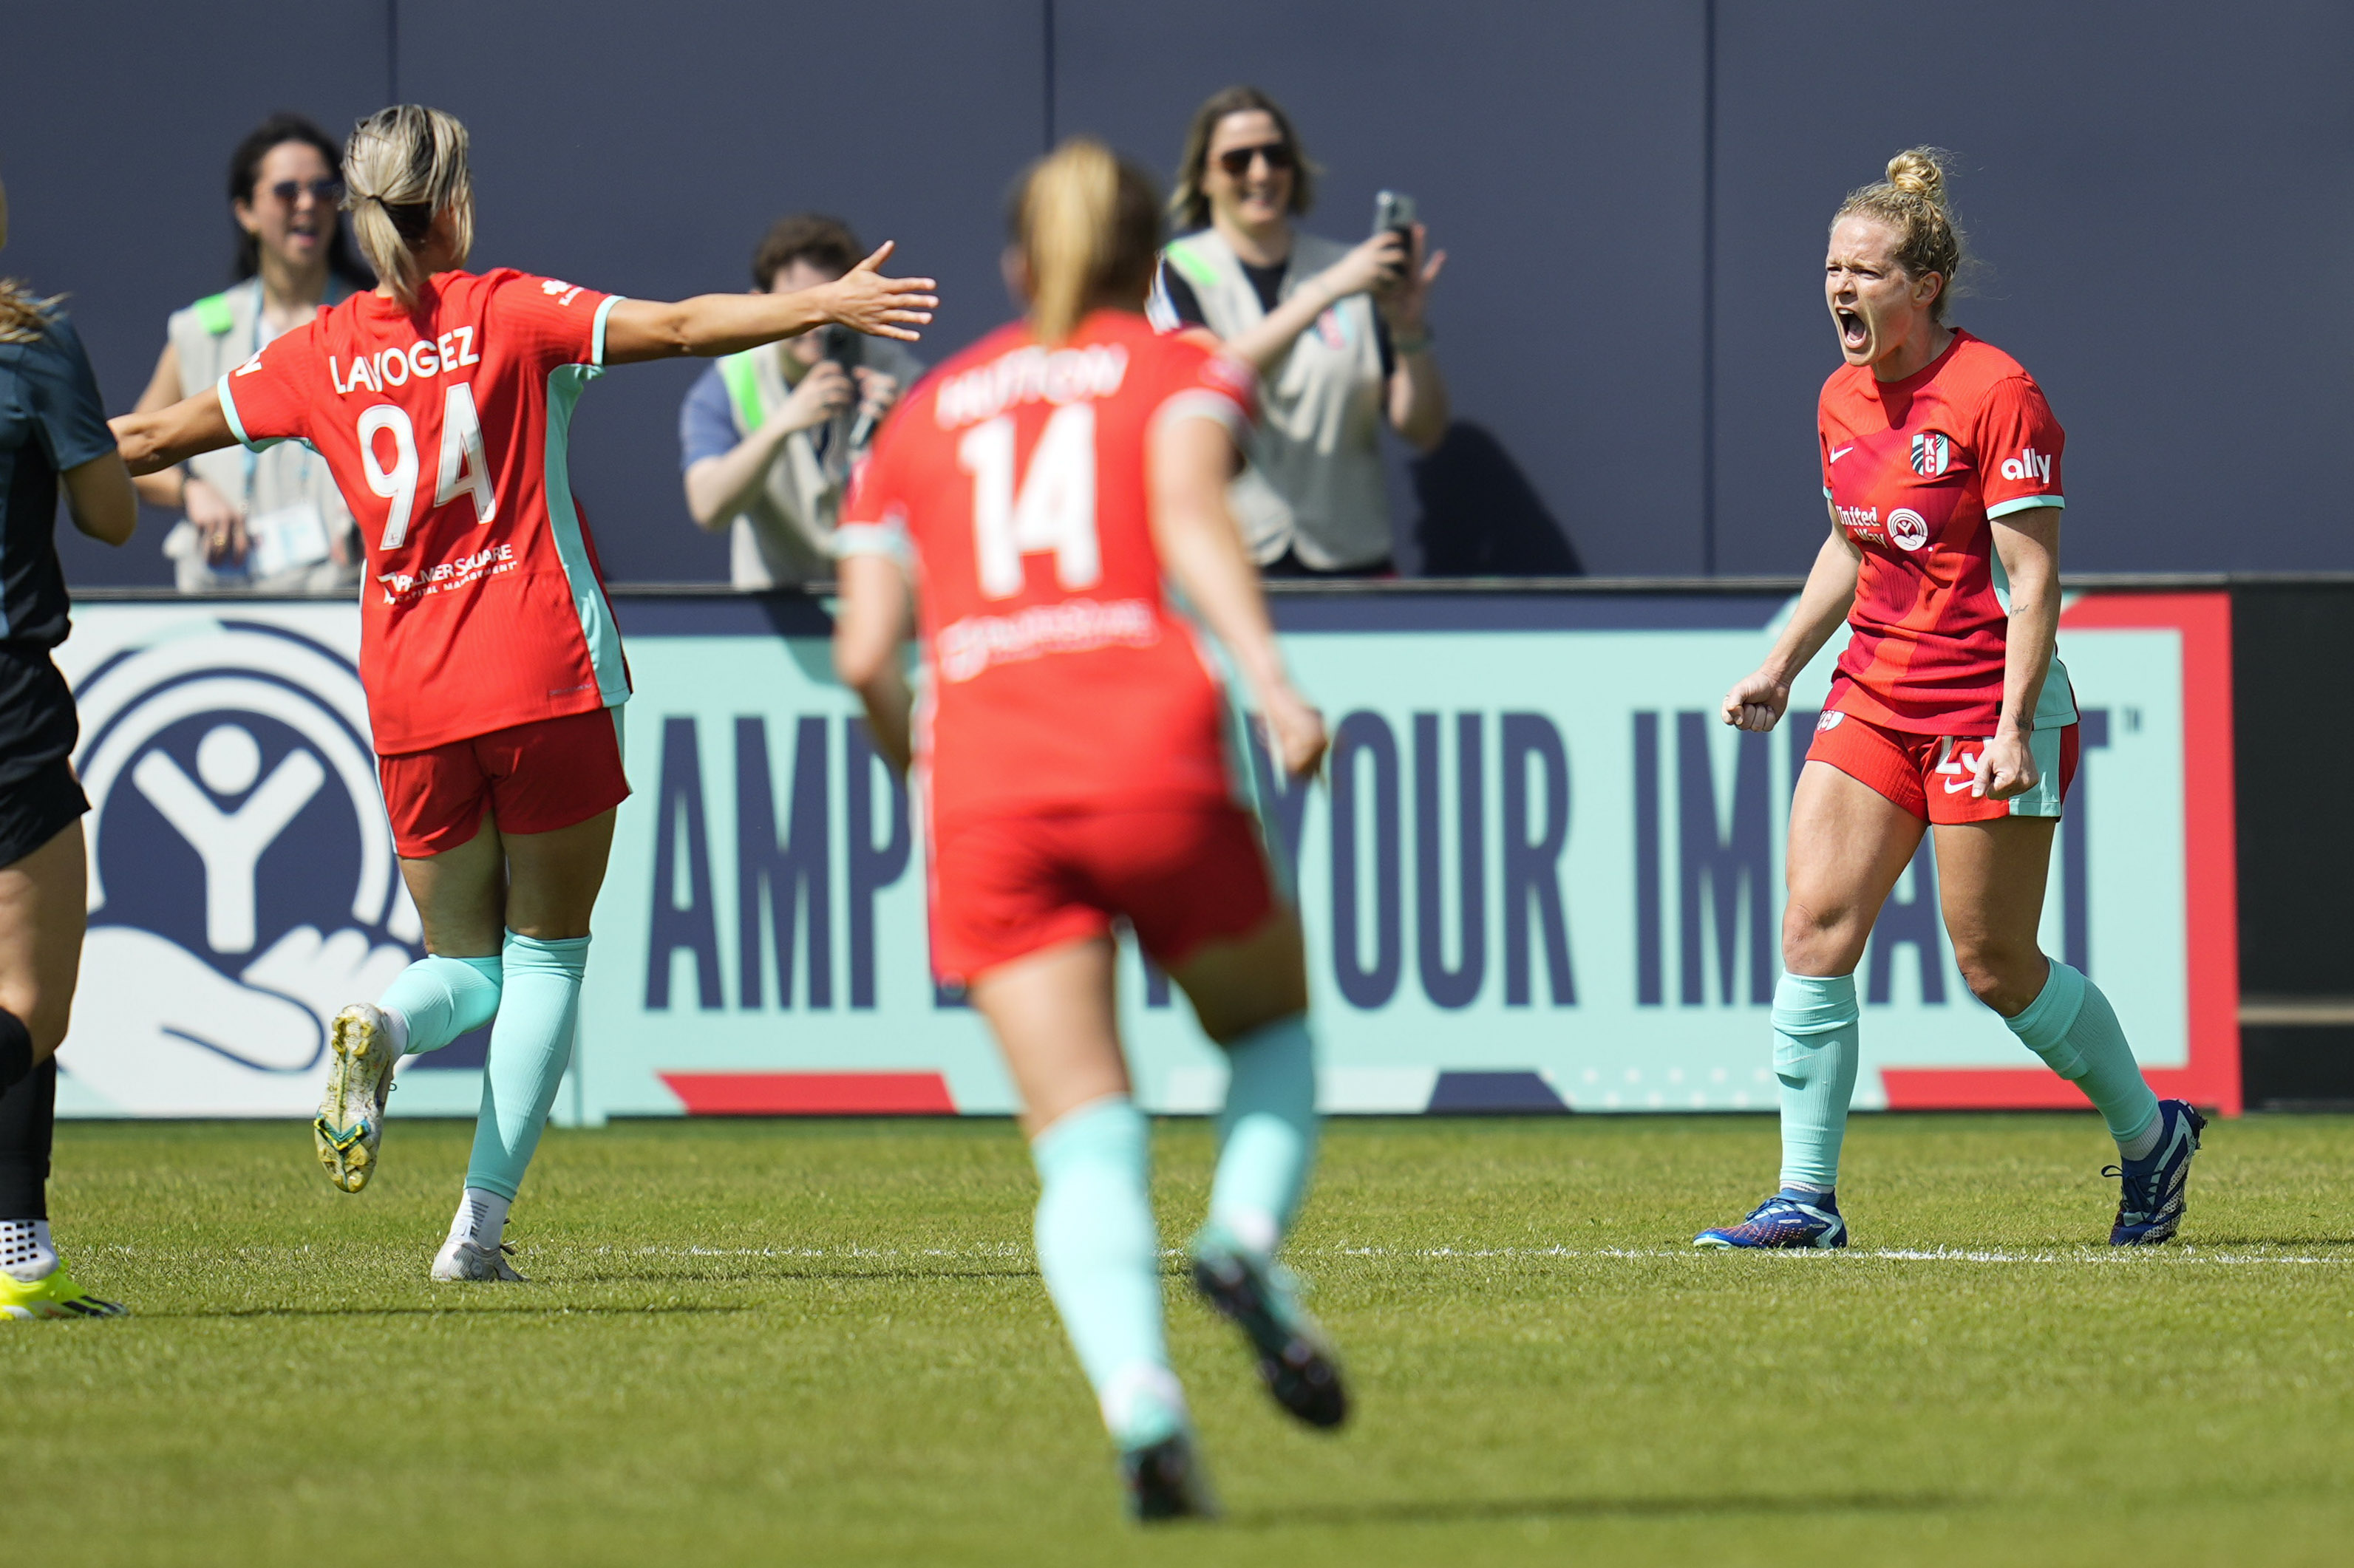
left=1884, top=148, right=1949, bottom=208
left=1835, top=147, right=1969, bottom=323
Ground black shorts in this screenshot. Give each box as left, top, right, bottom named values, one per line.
left=0, top=756, right=84, bottom=869
left=0, top=646, right=85, bottom=867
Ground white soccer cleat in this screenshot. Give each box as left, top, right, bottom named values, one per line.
left=314, top=1005, right=399, bottom=1193
left=432, top=1235, right=527, bottom=1283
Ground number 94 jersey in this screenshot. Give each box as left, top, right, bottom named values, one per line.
left=217, top=269, right=629, bottom=754
left=840, top=310, right=1257, bottom=831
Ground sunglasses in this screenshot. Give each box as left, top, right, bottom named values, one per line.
left=1215, top=142, right=1295, bottom=177
left=267, top=178, right=344, bottom=206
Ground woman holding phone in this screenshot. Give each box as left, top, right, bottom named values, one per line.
left=1148, top=84, right=1447, bottom=576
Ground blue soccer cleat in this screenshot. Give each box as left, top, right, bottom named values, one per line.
left=2106, top=1099, right=2205, bottom=1246
left=1694, top=1191, right=1848, bottom=1250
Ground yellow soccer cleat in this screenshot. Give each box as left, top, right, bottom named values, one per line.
left=315, top=1004, right=400, bottom=1193
left=1, top=1264, right=127, bottom=1321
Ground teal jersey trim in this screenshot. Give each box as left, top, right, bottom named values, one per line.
left=1986, top=493, right=2064, bottom=519
left=591, top=295, right=623, bottom=369
left=212, top=374, right=282, bottom=454
left=542, top=361, right=631, bottom=712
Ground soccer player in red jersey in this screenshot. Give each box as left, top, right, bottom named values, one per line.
left=113, top=106, right=936, bottom=1280
left=834, top=139, right=1336, bottom=1519
left=1695, top=150, right=2202, bottom=1252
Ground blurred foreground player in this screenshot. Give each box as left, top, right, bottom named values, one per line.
left=834, top=138, right=1340, bottom=1519
left=114, top=106, right=935, bottom=1281
left=0, top=177, right=139, bottom=1319
left=1698, top=150, right=2200, bottom=1252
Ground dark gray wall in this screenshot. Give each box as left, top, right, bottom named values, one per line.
left=6, top=1, right=2347, bottom=586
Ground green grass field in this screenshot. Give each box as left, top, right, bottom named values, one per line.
left=9, top=1114, right=2353, bottom=1567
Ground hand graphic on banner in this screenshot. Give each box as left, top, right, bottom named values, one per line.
left=60, top=924, right=414, bottom=1117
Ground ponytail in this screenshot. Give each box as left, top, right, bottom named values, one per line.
left=0, top=279, right=52, bottom=345
left=1016, top=137, right=1163, bottom=345
left=342, top=105, right=474, bottom=309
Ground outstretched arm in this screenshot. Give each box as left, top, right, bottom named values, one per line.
left=605, top=242, right=938, bottom=365
left=110, top=391, right=236, bottom=476
left=1148, top=410, right=1327, bottom=777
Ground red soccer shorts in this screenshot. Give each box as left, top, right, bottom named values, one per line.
left=376, top=706, right=630, bottom=858
left=1805, top=707, right=2079, bottom=824
left=928, top=802, right=1278, bottom=986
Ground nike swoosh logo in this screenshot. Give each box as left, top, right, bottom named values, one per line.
left=1829, top=446, right=1854, bottom=462
left=1942, top=775, right=1979, bottom=794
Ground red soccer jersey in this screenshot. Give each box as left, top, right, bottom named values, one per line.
left=1819, top=329, right=2077, bottom=735
left=838, top=309, right=1256, bottom=829
left=217, top=268, right=630, bottom=754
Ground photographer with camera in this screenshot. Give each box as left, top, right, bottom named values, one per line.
left=1149, top=86, right=1449, bottom=576
left=681, top=214, right=922, bottom=587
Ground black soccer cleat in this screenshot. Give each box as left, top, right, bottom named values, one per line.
left=1120, top=1433, right=1217, bottom=1522
left=1190, top=1234, right=1349, bottom=1431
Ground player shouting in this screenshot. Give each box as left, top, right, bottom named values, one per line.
left=112, top=105, right=935, bottom=1281
left=834, top=138, right=1338, bottom=1519
left=1696, top=149, right=2201, bottom=1252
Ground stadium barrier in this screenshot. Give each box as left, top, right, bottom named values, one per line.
left=51, top=580, right=2242, bottom=1122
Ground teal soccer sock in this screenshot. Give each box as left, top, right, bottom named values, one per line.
left=377, top=954, right=503, bottom=1056
left=1775, top=972, right=1861, bottom=1194
left=1207, top=1012, right=1319, bottom=1258
left=2003, top=960, right=2161, bottom=1151
left=463, top=932, right=588, bottom=1201
left=1030, top=1097, right=1187, bottom=1448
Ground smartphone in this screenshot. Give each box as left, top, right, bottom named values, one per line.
left=817, top=323, right=863, bottom=370
left=1372, top=190, right=1418, bottom=280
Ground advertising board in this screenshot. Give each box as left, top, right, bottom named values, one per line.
left=51, top=590, right=2239, bottom=1121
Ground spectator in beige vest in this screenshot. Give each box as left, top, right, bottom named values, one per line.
left=1149, top=85, right=1449, bottom=576
left=129, top=113, right=369, bottom=593
left=679, top=214, right=924, bottom=587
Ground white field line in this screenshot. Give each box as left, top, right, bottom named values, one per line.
left=1332, top=1245, right=2353, bottom=1267
left=555, top=1243, right=2354, bottom=1269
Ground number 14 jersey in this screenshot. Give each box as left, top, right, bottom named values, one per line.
left=840, top=309, right=1258, bottom=831
left=218, top=269, right=629, bottom=754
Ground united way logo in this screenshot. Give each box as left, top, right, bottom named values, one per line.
left=1887, top=507, right=1931, bottom=552
left=58, top=615, right=416, bottom=1116
left=1910, top=432, right=1951, bottom=477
